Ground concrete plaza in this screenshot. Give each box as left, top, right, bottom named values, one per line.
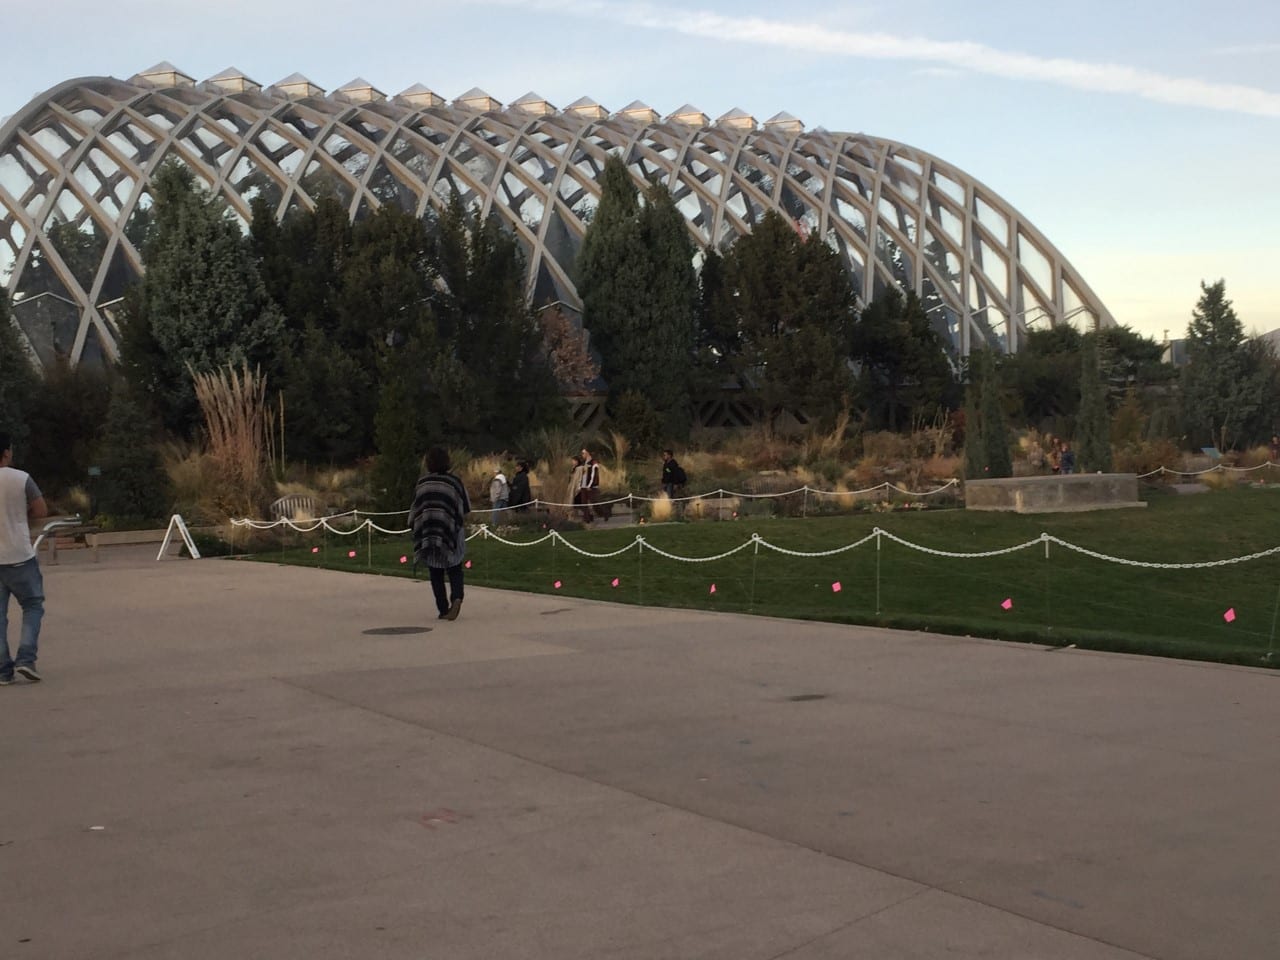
left=2, top=547, right=1277, bottom=959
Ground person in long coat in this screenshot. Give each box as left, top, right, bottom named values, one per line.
left=409, top=446, right=472, bottom=620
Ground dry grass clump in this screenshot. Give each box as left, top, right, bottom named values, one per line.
left=649, top=494, right=674, bottom=522
left=189, top=363, right=275, bottom=517
left=1111, top=438, right=1182, bottom=478
left=922, top=454, right=963, bottom=481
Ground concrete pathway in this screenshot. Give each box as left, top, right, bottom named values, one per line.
left=2, top=546, right=1277, bottom=959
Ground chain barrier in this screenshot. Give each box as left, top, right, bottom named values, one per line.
left=231, top=516, right=1280, bottom=569
left=1136, top=461, right=1279, bottom=479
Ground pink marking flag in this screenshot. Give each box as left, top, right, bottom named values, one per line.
left=611, top=578, right=620, bottom=587
left=348, top=550, right=356, bottom=558
left=831, top=581, right=842, bottom=593
left=709, top=583, right=717, bottom=594
left=399, top=556, right=407, bottom=564
left=465, top=560, right=472, bottom=569
left=311, top=547, right=319, bottom=554
left=1001, top=598, right=1013, bottom=610
left=1224, top=607, right=1236, bottom=623
left=554, top=580, right=562, bottom=589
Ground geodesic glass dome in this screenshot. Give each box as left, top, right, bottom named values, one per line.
left=0, top=62, right=1113, bottom=370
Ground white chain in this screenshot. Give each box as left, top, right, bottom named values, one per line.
left=875, top=528, right=1044, bottom=558
left=1042, top=534, right=1280, bottom=569
left=231, top=516, right=1280, bottom=569
left=753, top=531, right=881, bottom=557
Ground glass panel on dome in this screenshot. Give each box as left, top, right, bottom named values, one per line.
left=46, top=217, right=108, bottom=293
left=0, top=152, right=35, bottom=198
left=31, top=125, right=75, bottom=162
left=47, top=188, right=86, bottom=226
left=123, top=191, right=153, bottom=251
left=923, top=229, right=962, bottom=289
left=833, top=160, right=869, bottom=199
left=725, top=188, right=747, bottom=221
left=976, top=237, right=1009, bottom=298
left=974, top=194, right=1008, bottom=244
left=931, top=168, right=965, bottom=205
left=366, top=161, right=417, bottom=210
left=834, top=195, right=867, bottom=240
left=1016, top=230, right=1053, bottom=296
left=88, top=147, right=120, bottom=178
left=520, top=191, right=545, bottom=230
left=276, top=144, right=305, bottom=179
left=299, top=159, right=353, bottom=208
left=543, top=206, right=578, bottom=273
left=95, top=242, right=137, bottom=305
left=933, top=198, right=963, bottom=245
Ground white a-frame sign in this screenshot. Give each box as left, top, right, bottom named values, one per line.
left=158, top=514, right=201, bottom=560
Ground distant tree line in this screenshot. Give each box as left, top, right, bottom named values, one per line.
left=3, top=156, right=1278, bottom=504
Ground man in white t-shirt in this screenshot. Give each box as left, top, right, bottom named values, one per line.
left=0, top=430, right=48, bottom=684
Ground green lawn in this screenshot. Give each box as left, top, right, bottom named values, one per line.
left=253, top=486, right=1280, bottom=668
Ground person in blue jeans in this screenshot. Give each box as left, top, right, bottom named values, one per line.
left=0, top=430, right=48, bottom=684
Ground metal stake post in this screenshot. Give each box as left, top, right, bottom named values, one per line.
left=750, top=535, right=760, bottom=613
left=875, top=528, right=882, bottom=616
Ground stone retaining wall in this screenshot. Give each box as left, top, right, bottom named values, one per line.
left=965, top=474, right=1145, bottom=513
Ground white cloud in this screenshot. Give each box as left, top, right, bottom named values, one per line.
left=491, top=0, right=1280, bottom=118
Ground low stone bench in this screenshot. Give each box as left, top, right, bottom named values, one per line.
left=965, top=474, right=1145, bottom=514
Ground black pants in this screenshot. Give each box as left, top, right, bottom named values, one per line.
left=428, top=564, right=464, bottom=615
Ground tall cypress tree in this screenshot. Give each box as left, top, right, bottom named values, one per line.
left=965, top=349, right=1011, bottom=478
left=578, top=156, right=696, bottom=439
left=1076, top=334, right=1112, bottom=472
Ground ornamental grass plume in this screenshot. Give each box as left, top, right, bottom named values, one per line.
left=189, top=361, right=275, bottom=518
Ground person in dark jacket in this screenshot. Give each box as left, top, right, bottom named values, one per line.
left=509, top=460, right=533, bottom=512
left=660, top=449, right=687, bottom=498
left=409, top=446, right=471, bottom=620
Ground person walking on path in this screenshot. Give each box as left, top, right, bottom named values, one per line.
left=566, top=455, right=585, bottom=520
left=660, top=449, right=687, bottom=498
left=579, top=447, right=600, bottom=523
left=488, top=467, right=510, bottom=527
left=509, top=460, right=532, bottom=513
left=1059, top=440, right=1076, bottom=475
left=0, top=430, right=48, bottom=684
left=409, top=446, right=471, bottom=621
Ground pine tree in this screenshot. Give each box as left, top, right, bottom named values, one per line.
left=119, top=162, right=284, bottom=435
left=578, top=157, right=696, bottom=437
left=1076, top=334, right=1112, bottom=472
left=95, top=387, right=170, bottom=521
left=964, top=349, right=1011, bottom=478
left=1180, top=279, right=1269, bottom=449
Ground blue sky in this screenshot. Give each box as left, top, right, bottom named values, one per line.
left=4, top=0, right=1277, bottom=341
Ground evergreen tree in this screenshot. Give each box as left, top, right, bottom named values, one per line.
left=1180, top=279, right=1269, bottom=449
left=371, top=339, right=429, bottom=510
left=1076, top=334, right=1112, bottom=472
left=577, top=157, right=696, bottom=437
left=118, top=162, right=284, bottom=435
left=0, top=291, right=39, bottom=451
left=712, top=211, right=858, bottom=429
left=95, top=386, right=170, bottom=522
left=964, top=349, right=1011, bottom=478
left=852, top=288, right=954, bottom=431
left=429, top=195, right=562, bottom=447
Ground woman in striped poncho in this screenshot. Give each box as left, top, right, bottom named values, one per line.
left=409, top=447, right=472, bottom=620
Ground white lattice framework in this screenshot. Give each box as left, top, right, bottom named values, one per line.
left=0, top=63, right=1114, bottom=370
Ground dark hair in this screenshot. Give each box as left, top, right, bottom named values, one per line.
left=425, top=446, right=451, bottom=473
left=0, top=431, right=10, bottom=455
left=662, top=449, right=673, bottom=458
